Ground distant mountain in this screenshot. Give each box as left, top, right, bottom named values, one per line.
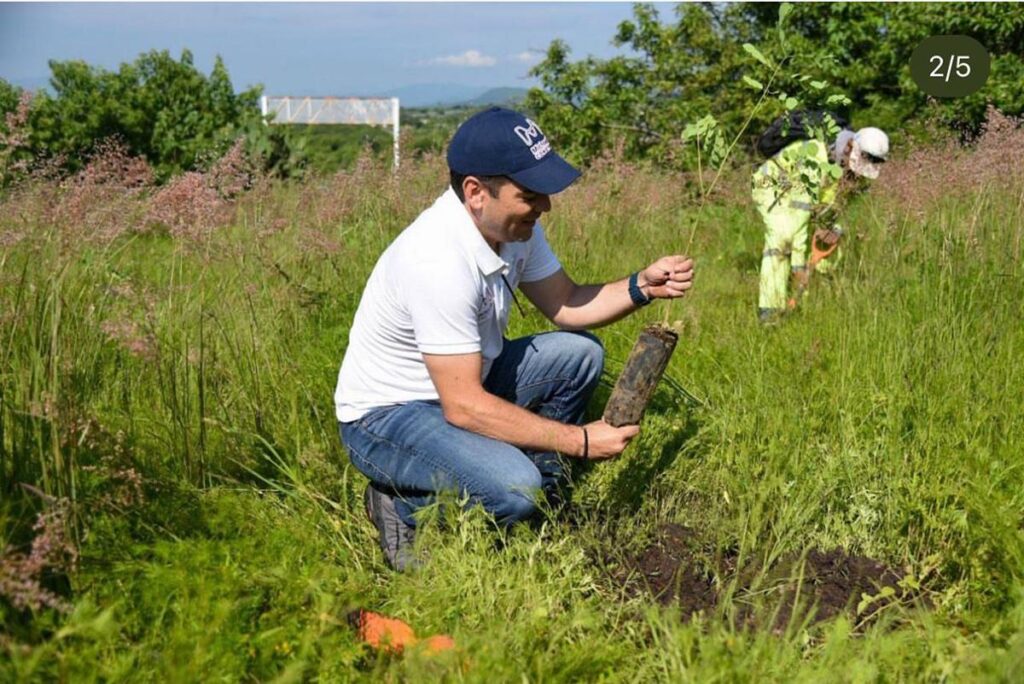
left=464, top=87, right=529, bottom=107
left=381, top=84, right=531, bottom=109
left=3, top=76, right=529, bottom=109
left=382, top=83, right=483, bottom=108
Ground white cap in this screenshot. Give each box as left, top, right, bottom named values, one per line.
left=849, top=127, right=889, bottom=179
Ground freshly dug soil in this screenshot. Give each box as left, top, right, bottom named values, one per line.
left=768, top=548, right=902, bottom=629
left=614, top=523, right=720, bottom=617
left=609, top=523, right=910, bottom=630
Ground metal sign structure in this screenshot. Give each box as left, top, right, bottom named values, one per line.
left=261, top=96, right=401, bottom=169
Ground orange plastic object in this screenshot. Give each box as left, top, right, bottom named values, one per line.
left=350, top=609, right=455, bottom=656
left=420, top=634, right=457, bottom=655
left=355, top=610, right=418, bottom=653
left=789, top=233, right=840, bottom=310
left=809, top=236, right=839, bottom=268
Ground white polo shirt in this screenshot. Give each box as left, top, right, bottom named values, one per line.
left=334, top=188, right=563, bottom=422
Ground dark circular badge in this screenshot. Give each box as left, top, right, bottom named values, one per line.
left=910, top=35, right=990, bottom=98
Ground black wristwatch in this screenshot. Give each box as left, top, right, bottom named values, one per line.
left=628, top=272, right=651, bottom=307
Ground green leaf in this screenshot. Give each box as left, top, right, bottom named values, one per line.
left=742, top=75, right=764, bottom=91
left=899, top=575, right=921, bottom=590
left=697, top=114, right=718, bottom=133
left=810, top=80, right=827, bottom=90
left=826, top=94, right=852, bottom=106
left=742, top=43, right=772, bottom=68
left=777, top=3, right=792, bottom=44
left=785, top=96, right=799, bottom=110
left=779, top=3, right=793, bottom=25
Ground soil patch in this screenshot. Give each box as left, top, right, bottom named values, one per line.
left=615, top=523, right=720, bottom=617
left=609, top=523, right=912, bottom=630
left=768, top=548, right=902, bottom=629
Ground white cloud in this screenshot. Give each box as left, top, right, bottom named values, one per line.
left=422, top=49, right=497, bottom=68
left=511, top=51, right=542, bottom=64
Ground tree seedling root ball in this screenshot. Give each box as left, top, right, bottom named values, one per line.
left=603, top=324, right=679, bottom=427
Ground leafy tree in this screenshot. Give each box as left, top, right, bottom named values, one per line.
left=0, top=79, right=32, bottom=185
left=26, top=50, right=301, bottom=179
left=526, top=4, right=766, bottom=168
left=527, top=2, right=1024, bottom=168
left=766, top=3, right=1024, bottom=136
left=0, top=79, right=21, bottom=119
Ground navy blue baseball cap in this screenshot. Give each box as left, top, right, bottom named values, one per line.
left=447, top=107, right=581, bottom=194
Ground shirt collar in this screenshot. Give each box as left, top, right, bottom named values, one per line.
left=438, top=188, right=508, bottom=277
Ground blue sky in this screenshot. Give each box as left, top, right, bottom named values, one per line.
left=0, top=2, right=676, bottom=101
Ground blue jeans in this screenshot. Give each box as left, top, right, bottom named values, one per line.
left=339, top=331, right=604, bottom=527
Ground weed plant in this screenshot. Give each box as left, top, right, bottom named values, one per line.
left=1, top=116, right=1023, bottom=681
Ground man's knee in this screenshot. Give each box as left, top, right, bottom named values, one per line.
left=563, top=331, right=604, bottom=388
left=485, top=467, right=543, bottom=524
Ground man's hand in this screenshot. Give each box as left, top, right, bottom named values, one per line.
left=580, top=419, right=640, bottom=460
left=639, top=256, right=694, bottom=300
left=425, top=352, right=639, bottom=459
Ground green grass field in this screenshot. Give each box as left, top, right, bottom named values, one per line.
left=1, top=137, right=1023, bottom=681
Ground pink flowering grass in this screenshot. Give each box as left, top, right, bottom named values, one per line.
left=53, top=138, right=155, bottom=244
left=0, top=503, right=77, bottom=613
left=0, top=90, right=33, bottom=184
left=874, top=107, right=1024, bottom=219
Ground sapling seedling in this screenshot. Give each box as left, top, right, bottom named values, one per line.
left=605, top=3, right=854, bottom=424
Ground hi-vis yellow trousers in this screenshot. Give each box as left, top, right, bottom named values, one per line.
left=753, top=187, right=840, bottom=312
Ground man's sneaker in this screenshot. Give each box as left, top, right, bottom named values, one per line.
left=364, top=484, right=418, bottom=572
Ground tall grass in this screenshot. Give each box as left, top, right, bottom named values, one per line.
left=2, top=116, right=1024, bottom=680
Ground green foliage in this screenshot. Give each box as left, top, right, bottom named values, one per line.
left=0, top=79, right=21, bottom=118
left=0, top=79, right=31, bottom=186
left=3, top=116, right=1024, bottom=679
left=7, top=56, right=518, bottom=180
left=7, top=57, right=514, bottom=181
left=525, top=4, right=764, bottom=168
left=24, top=50, right=299, bottom=180
left=763, top=2, right=1024, bottom=137
left=681, top=114, right=728, bottom=169
left=401, top=106, right=475, bottom=157
left=293, top=124, right=393, bottom=174
left=527, top=2, right=1024, bottom=167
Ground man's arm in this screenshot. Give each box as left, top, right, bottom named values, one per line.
left=520, top=256, right=694, bottom=331
left=423, top=352, right=638, bottom=459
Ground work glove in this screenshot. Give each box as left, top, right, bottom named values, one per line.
left=813, top=225, right=843, bottom=247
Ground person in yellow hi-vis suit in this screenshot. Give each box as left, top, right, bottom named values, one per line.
left=753, top=126, right=889, bottom=322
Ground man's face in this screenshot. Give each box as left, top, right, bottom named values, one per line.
left=471, top=179, right=552, bottom=246
left=847, top=141, right=884, bottom=180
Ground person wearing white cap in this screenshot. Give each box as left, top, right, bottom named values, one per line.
left=753, top=123, right=889, bottom=322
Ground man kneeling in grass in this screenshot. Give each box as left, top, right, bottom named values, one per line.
left=334, top=107, right=694, bottom=570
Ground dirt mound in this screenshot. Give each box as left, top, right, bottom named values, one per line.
left=768, top=548, right=902, bottom=629
left=610, top=523, right=910, bottom=630
left=618, top=523, right=719, bottom=617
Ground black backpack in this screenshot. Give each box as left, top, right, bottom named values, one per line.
left=756, top=110, right=850, bottom=158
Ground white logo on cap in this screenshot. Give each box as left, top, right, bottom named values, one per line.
left=513, top=118, right=543, bottom=145
left=514, top=118, right=551, bottom=160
